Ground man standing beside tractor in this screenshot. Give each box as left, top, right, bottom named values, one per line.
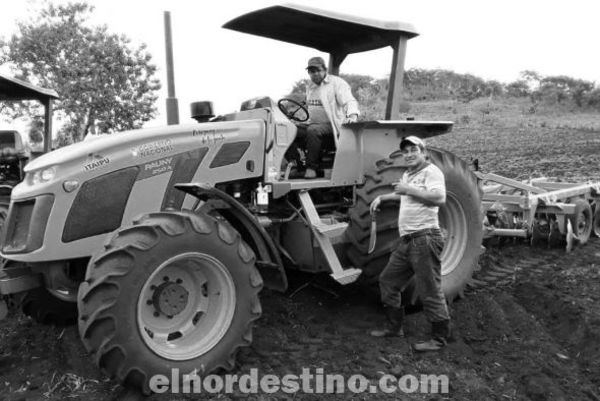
left=369, top=136, right=452, bottom=351
left=287, top=56, right=360, bottom=179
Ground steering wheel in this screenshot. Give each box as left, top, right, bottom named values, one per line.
left=277, top=98, right=309, bottom=122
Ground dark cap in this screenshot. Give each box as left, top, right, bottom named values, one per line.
left=400, top=136, right=426, bottom=149
left=306, top=56, right=326, bottom=69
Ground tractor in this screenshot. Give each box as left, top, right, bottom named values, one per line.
left=0, top=4, right=483, bottom=393
left=0, top=73, right=58, bottom=228
left=0, top=130, right=29, bottom=222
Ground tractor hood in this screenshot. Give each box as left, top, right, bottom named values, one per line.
left=13, top=118, right=267, bottom=203
left=24, top=124, right=202, bottom=173
left=25, top=122, right=239, bottom=172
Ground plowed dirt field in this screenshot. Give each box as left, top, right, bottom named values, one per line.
left=1, top=99, right=599, bottom=401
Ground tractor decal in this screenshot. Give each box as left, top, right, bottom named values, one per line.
left=131, top=138, right=174, bottom=158
left=191, top=128, right=227, bottom=145
left=82, top=153, right=111, bottom=172
left=137, top=156, right=175, bottom=180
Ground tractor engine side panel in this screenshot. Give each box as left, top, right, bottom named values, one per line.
left=2, top=120, right=266, bottom=262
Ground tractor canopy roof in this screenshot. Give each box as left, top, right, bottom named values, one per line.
left=224, top=4, right=419, bottom=120
left=0, top=73, right=59, bottom=103
left=223, top=3, right=418, bottom=55
left=0, top=73, right=58, bottom=154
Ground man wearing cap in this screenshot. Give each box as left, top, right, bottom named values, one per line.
left=288, top=56, right=360, bottom=179
left=369, top=136, right=451, bottom=352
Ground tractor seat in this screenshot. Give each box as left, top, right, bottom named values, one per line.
left=283, top=131, right=336, bottom=180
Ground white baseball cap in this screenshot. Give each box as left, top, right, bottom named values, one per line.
left=400, top=136, right=426, bottom=149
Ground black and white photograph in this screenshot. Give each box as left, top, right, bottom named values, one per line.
left=1, top=1, right=599, bottom=399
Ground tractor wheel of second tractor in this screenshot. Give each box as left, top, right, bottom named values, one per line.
left=345, top=147, right=483, bottom=303
left=0, top=203, right=8, bottom=233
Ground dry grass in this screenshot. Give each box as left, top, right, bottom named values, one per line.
left=401, top=98, right=600, bottom=182
left=406, top=98, right=600, bottom=132
left=43, top=372, right=100, bottom=398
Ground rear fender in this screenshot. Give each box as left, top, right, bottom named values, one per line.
left=175, top=183, right=287, bottom=292
left=334, top=120, right=454, bottom=185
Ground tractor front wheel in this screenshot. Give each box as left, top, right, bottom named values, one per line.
left=77, top=210, right=262, bottom=394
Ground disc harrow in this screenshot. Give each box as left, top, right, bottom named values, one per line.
left=480, top=173, right=600, bottom=251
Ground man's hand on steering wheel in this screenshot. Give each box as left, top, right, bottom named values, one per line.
left=277, top=98, right=310, bottom=122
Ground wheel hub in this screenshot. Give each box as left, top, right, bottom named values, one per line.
left=152, top=281, right=189, bottom=317
left=138, top=252, right=237, bottom=360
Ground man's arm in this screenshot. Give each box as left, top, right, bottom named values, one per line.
left=394, top=183, right=445, bottom=206
left=393, top=168, right=446, bottom=206
left=334, top=78, right=360, bottom=122
left=370, top=192, right=401, bottom=214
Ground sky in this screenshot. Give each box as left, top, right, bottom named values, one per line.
left=1, top=0, right=599, bottom=130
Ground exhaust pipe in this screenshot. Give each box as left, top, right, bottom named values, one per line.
left=164, top=11, right=179, bottom=125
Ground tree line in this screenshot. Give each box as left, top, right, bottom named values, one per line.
left=0, top=2, right=160, bottom=147
left=2, top=2, right=597, bottom=149
left=289, top=69, right=600, bottom=116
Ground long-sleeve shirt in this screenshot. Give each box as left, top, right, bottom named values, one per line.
left=305, top=74, right=360, bottom=147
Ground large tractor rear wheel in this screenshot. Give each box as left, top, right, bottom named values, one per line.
left=77, top=210, right=262, bottom=394
left=346, top=147, right=483, bottom=302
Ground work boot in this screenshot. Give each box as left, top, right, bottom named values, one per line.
left=412, top=319, right=450, bottom=352
left=370, top=306, right=404, bottom=337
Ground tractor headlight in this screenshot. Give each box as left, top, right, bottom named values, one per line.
left=31, top=166, right=57, bottom=184
left=40, top=167, right=56, bottom=181
left=62, top=180, right=80, bottom=193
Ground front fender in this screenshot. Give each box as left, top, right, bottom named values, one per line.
left=175, top=183, right=287, bottom=292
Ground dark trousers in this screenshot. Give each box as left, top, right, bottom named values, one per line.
left=286, top=123, right=333, bottom=170
left=379, top=229, right=450, bottom=323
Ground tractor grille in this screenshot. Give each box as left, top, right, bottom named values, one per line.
left=62, top=167, right=139, bottom=243
left=2, top=195, right=54, bottom=254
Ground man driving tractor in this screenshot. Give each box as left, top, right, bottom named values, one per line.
left=286, top=56, right=360, bottom=179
